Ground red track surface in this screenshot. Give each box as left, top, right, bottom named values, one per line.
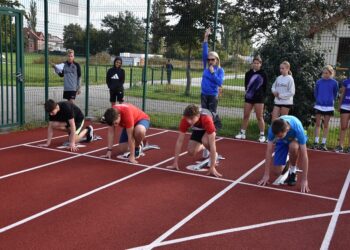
left=0, top=124, right=349, bottom=249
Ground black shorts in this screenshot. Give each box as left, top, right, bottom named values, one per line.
left=63, top=91, right=77, bottom=100
left=245, top=98, right=264, bottom=104
left=190, top=130, right=206, bottom=143
left=109, top=89, right=124, bottom=103
left=314, top=109, right=334, bottom=116
left=340, top=109, right=350, bottom=114
left=274, top=104, right=293, bottom=109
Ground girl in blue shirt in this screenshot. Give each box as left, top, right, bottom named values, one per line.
left=336, top=76, right=350, bottom=153
left=312, top=65, right=338, bottom=151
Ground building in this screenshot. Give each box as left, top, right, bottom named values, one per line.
left=48, top=34, right=65, bottom=51
left=24, top=28, right=45, bottom=52
left=309, top=10, right=350, bottom=68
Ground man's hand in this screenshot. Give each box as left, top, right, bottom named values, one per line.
left=68, top=143, right=79, bottom=152
left=101, top=151, right=112, bottom=159
left=166, top=162, right=179, bottom=170
left=207, top=166, right=222, bottom=177
left=300, top=179, right=310, bottom=193
left=38, top=143, right=50, bottom=147
left=257, top=174, right=270, bottom=186
left=128, top=156, right=138, bottom=164
left=273, top=91, right=279, bottom=97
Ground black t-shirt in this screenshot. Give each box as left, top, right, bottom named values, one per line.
left=49, top=102, right=84, bottom=127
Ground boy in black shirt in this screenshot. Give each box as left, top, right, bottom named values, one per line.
left=106, top=56, right=125, bottom=106
left=39, top=99, right=94, bottom=152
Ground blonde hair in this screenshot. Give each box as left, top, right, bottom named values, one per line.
left=67, top=49, right=74, bottom=55
left=322, top=65, right=334, bottom=77
left=253, top=55, right=262, bottom=63
left=208, top=51, right=221, bottom=67
left=281, top=61, right=292, bottom=75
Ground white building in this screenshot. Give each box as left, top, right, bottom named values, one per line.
left=309, top=10, right=350, bottom=68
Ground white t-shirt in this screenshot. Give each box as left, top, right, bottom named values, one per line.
left=271, top=75, right=295, bottom=105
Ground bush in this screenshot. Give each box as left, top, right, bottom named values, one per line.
left=259, top=27, right=325, bottom=127
left=90, top=52, right=111, bottom=65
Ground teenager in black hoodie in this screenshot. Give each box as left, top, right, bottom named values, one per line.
left=106, top=56, right=125, bottom=106
left=235, top=56, right=268, bottom=143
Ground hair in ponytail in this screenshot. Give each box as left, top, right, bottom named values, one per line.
left=281, top=61, right=292, bottom=75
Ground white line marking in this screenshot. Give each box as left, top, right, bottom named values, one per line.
left=320, top=170, right=350, bottom=250
left=0, top=126, right=108, bottom=151
left=0, top=130, right=169, bottom=180
left=134, top=210, right=350, bottom=248
left=136, top=158, right=266, bottom=250
left=0, top=149, right=189, bottom=234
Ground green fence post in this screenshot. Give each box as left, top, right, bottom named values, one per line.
left=95, top=65, right=97, bottom=83
left=85, top=0, right=90, bottom=117
left=142, top=0, right=151, bottom=111
left=44, top=0, right=49, bottom=121
left=213, top=0, right=220, bottom=51
left=0, top=15, right=3, bottom=125
left=161, top=66, right=164, bottom=85
left=130, top=66, right=133, bottom=88
left=151, top=67, right=154, bottom=85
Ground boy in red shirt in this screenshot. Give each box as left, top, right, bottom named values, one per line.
left=102, top=103, right=150, bottom=163
left=168, top=104, right=222, bottom=177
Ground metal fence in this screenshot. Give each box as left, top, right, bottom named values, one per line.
left=1, top=0, right=350, bottom=150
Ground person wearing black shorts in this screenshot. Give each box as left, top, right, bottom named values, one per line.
left=235, top=56, right=267, bottom=143
left=312, top=65, right=338, bottom=151
left=39, top=99, right=94, bottom=152
left=167, top=104, right=222, bottom=177
left=106, top=56, right=125, bottom=106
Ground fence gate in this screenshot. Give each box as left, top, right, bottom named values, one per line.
left=0, top=7, right=24, bottom=128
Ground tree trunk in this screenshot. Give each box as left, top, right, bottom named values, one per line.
left=184, top=45, right=192, bottom=96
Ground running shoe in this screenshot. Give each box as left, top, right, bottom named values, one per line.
left=86, top=125, right=94, bottom=142
left=235, top=132, right=246, bottom=139
left=135, top=141, right=144, bottom=159
left=100, top=116, right=106, bottom=124
left=335, top=145, right=344, bottom=153
left=311, top=142, right=319, bottom=150
left=285, top=172, right=297, bottom=186
left=202, top=148, right=210, bottom=158
left=258, top=135, right=266, bottom=143
left=319, top=143, right=328, bottom=151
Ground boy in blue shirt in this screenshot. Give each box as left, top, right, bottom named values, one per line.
left=258, top=115, right=310, bottom=193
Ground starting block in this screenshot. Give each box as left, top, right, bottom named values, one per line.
left=186, top=155, right=225, bottom=172
left=57, top=135, right=102, bottom=149
left=116, top=144, right=160, bottom=160
left=272, top=161, right=303, bottom=185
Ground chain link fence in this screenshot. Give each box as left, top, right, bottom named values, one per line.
left=3, top=0, right=350, bottom=149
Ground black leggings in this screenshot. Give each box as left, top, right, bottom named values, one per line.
left=201, top=94, right=218, bottom=113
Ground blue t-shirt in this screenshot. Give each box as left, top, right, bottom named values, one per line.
left=267, top=115, right=307, bottom=145
left=314, top=78, right=338, bottom=107
left=342, top=79, right=350, bottom=105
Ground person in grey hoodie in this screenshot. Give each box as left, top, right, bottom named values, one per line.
left=106, top=56, right=125, bottom=106
left=55, top=49, right=82, bottom=103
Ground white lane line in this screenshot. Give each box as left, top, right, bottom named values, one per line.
left=0, top=130, right=169, bottom=180
left=0, top=126, right=108, bottom=151
left=136, top=210, right=350, bottom=248
left=320, top=170, right=350, bottom=250
left=0, top=149, right=190, bottom=234
left=134, top=158, right=266, bottom=250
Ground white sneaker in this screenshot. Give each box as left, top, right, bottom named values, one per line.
left=235, top=132, right=246, bottom=139
left=202, top=149, right=210, bottom=158
left=258, top=135, right=266, bottom=143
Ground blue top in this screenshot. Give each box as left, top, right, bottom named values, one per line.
left=268, top=115, right=307, bottom=145
left=201, top=42, right=224, bottom=96
left=342, top=79, right=350, bottom=105
left=314, top=78, right=338, bottom=107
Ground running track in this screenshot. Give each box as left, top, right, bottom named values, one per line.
left=0, top=123, right=349, bottom=249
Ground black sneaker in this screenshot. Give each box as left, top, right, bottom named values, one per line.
left=285, top=172, right=297, bottom=186
left=86, top=125, right=94, bottom=142
left=319, top=143, right=328, bottom=151
left=311, top=143, right=319, bottom=150
left=335, top=145, right=344, bottom=153
left=100, top=116, right=106, bottom=124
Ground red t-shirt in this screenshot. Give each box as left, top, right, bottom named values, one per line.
left=179, top=114, right=215, bottom=134
left=113, top=103, right=150, bottom=128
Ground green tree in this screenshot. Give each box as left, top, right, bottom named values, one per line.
left=89, top=25, right=109, bottom=55
left=102, top=11, right=145, bottom=55
left=150, top=0, right=167, bottom=54
left=259, top=26, right=325, bottom=127
left=164, top=0, right=226, bottom=96
left=63, top=23, right=84, bottom=55
left=27, top=0, right=37, bottom=32
left=0, top=0, right=21, bottom=8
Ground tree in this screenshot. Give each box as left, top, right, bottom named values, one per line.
left=102, top=11, right=145, bottom=55
left=0, top=0, right=21, bottom=8
left=27, top=0, right=37, bottom=31
left=150, top=0, right=167, bottom=54
left=164, top=0, right=226, bottom=96
left=259, top=26, right=325, bottom=127
left=89, top=25, right=109, bottom=55
left=63, top=23, right=84, bottom=55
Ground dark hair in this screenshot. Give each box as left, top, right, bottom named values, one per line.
left=44, top=99, right=57, bottom=113
left=271, top=119, right=288, bottom=135
left=253, top=55, right=262, bottom=63
left=183, top=104, right=200, bottom=118
left=104, top=108, right=120, bottom=126
left=114, top=56, right=122, bottom=66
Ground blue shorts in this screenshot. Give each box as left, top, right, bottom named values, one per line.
left=119, top=119, right=150, bottom=143
left=273, top=138, right=308, bottom=166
